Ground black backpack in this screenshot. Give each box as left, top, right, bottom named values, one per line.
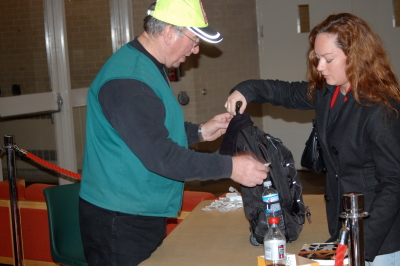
left=219, top=108, right=306, bottom=245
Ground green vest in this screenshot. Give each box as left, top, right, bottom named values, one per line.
left=80, top=43, right=187, bottom=217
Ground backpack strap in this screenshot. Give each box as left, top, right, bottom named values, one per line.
left=219, top=112, right=254, bottom=156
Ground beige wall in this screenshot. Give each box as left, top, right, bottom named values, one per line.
left=65, top=0, right=113, bottom=90
left=0, top=0, right=50, bottom=96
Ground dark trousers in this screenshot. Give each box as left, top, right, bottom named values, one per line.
left=79, top=197, right=166, bottom=266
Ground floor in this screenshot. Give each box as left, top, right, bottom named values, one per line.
left=185, top=170, right=326, bottom=197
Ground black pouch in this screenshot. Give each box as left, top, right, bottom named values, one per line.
left=301, top=119, right=326, bottom=174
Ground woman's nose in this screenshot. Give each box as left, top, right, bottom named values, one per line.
left=316, top=60, right=324, bottom=72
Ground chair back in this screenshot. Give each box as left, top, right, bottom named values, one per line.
left=44, top=183, right=88, bottom=266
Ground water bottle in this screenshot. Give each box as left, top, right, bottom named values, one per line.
left=264, top=217, right=287, bottom=266
left=262, top=181, right=285, bottom=234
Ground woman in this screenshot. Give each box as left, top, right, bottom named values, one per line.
left=225, top=13, right=400, bottom=265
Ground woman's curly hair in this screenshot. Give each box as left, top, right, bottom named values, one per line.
left=307, top=13, right=400, bottom=114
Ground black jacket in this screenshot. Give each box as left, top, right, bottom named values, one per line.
left=233, top=79, right=400, bottom=261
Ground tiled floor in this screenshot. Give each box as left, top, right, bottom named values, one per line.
left=185, top=170, right=326, bottom=197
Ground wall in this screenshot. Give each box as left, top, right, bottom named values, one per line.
left=1, top=0, right=262, bottom=181
left=0, top=0, right=112, bottom=181
left=256, top=0, right=400, bottom=168
left=2, top=0, right=400, bottom=177
left=65, top=0, right=113, bottom=90
left=0, top=0, right=58, bottom=182
left=0, top=0, right=50, bottom=96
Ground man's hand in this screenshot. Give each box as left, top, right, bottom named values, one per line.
left=224, top=90, right=247, bottom=115
left=230, top=155, right=268, bottom=187
left=200, top=112, right=233, bottom=142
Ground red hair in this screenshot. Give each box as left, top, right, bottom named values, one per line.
left=307, top=13, right=400, bottom=113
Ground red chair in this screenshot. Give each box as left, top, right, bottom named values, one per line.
left=181, top=191, right=218, bottom=211
left=165, top=191, right=217, bottom=236
left=0, top=181, right=59, bottom=265
left=20, top=183, right=56, bottom=263
left=0, top=180, right=25, bottom=265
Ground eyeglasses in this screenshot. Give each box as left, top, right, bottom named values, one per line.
left=179, top=30, right=201, bottom=48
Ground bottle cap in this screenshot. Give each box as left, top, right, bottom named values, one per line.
left=264, top=181, right=272, bottom=187
left=269, top=217, right=279, bottom=224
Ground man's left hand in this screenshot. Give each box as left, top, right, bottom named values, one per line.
left=200, top=113, right=233, bottom=141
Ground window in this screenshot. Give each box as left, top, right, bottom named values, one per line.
left=297, top=5, right=310, bottom=33
left=393, top=0, right=400, bottom=27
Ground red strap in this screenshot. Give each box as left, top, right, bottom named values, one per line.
left=330, top=86, right=352, bottom=110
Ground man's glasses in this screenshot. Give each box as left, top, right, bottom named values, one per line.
left=179, top=30, right=201, bottom=48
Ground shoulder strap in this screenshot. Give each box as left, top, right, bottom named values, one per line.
left=219, top=111, right=254, bottom=156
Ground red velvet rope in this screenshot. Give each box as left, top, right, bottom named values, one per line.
left=334, top=244, right=347, bottom=266
left=24, top=151, right=82, bottom=180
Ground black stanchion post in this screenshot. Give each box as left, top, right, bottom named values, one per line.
left=4, top=135, right=24, bottom=266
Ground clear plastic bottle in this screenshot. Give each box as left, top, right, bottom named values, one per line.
left=264, top=217, right=287, bottom=266
left=262, top=181, right=285, bottom=234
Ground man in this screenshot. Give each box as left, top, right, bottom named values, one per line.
left=79, top=0, right=268, bottom=265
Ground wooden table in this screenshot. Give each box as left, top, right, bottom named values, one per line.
left=140, top=195, right=330, bottom=266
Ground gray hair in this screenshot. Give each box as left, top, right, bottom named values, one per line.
left=144, top=2, right=184, bottom=37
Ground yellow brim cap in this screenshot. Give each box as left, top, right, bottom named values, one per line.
left=148, top=0, right=223, bottom=43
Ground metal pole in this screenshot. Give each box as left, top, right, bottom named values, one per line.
left=4, top=135, right=24, bottom=266
left=340, top=193, right=369, bottom=266
left=0, top=156, right=3, bottom=181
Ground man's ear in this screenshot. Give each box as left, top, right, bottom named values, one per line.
left=163, top=25, right=176, bottom=46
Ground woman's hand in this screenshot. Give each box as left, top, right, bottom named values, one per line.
left=224, top=90, right=247, bottom=115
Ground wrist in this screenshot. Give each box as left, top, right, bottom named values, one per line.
left=198, top=124, right=205, bottom=142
